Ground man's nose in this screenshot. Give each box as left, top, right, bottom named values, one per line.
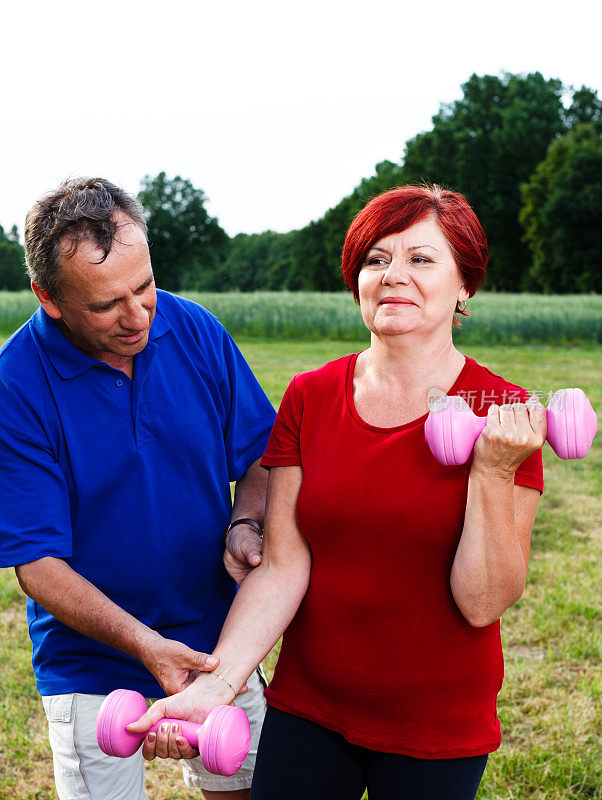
left=121, top=298, right=149, bottom=330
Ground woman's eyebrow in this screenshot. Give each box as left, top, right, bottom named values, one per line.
left=408, top=244, right=440, bottom=252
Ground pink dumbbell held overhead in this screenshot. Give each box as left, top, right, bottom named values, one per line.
left=96, top=689, right=251, bottom=776
left=425, top=388, right=597, bottom=466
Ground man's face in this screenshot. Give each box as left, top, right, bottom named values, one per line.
left=43, top=212, right=157, bottom=364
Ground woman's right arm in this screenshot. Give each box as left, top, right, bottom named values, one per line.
left=128, top=465, right=310, bottom=733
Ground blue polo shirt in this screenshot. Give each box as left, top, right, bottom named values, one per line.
left=0, top=290, right=275, bottom=696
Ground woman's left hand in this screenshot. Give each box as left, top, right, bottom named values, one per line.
left=472, top=401, right=547, bottom=480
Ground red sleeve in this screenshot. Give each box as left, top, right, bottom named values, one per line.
left=260, top=376, right=302, bottom=468
left=514, top=447, right=544, bottom=494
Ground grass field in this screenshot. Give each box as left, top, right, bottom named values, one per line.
left=0, top=329, right=600, bottom=798
left=1, top=290, right=602, bottom=344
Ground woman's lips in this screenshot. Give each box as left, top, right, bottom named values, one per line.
left=378, top=297, right=416, bottom=305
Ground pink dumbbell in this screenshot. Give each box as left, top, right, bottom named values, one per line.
left=96, top=689, right=251, bottom=776
left=425, top=388, right=597, bottom=466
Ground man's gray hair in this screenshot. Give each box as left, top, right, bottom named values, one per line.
left=24, top=177, right=148, bottom=300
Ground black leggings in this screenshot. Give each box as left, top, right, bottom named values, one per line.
left=251, top=707, right=488, bottom=800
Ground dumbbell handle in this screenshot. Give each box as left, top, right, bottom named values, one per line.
left=148, top=717, right=203, bottom=746
left=425, top=388, right=597, bottom=466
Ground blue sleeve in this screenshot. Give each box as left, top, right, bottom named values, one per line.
left=219, top=331, right=276, bottom=482
left=0, top=422, right=72, bottom=567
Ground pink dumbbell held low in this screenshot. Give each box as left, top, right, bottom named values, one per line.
left=96, top=689, right=251, bottom=776
left=425, top=388, right=597, bottom=466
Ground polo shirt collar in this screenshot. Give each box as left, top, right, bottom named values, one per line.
left=31, top=305, right=171, bottom=380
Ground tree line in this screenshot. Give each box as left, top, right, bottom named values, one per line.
left=2, top=72, right=601, bottom=294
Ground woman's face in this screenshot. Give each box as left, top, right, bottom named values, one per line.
left=357, top=215, right=469, bottom=340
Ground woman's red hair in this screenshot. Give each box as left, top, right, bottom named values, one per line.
left=341, top=185, right=488, bottom=318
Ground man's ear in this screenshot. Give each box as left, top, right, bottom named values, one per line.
left=31, top=282, right=63, bottom=320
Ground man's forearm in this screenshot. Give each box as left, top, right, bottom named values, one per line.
left=15, top=556, right=158, bottom=662
left=230, top=457, right=268, bottom=525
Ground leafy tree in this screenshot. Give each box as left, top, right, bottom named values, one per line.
left=402, top=72, right=568, bottom=290
left=218, top=231, right=296, bottom=292
left=138, top=173, right=228, bottom=291
left=264, top=231, right=298, bottom=290
left=563, top=86, right=602, bottom=131
left=0, top=225, right=28, bottom=291
left=520, top=124, right=602, bottom=293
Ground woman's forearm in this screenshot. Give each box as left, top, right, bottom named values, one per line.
left=128, top=466, right=312, bottom=730
left=211, top=549, right=311, bottom=692
left=450, top=469, right=527, bottom=627
left=129, top=545, right=312, bottom=727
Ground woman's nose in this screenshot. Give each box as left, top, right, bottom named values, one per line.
left=381, top=258, right=410, bottom=285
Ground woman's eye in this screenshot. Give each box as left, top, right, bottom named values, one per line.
left=411, top=256, right=432, bottom=264
left=366, top=257, right=387, bottom=267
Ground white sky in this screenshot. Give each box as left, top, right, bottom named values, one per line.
left=2, top=0, right=600, bottom=238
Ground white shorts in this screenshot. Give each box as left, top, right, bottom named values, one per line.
left=41, top=668, right=267, bottom=799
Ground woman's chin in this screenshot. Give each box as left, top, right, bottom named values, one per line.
left=371, top=321, right=417, bottom=338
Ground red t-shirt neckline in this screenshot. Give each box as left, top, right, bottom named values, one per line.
left=345, top=352, right=476, bottom=434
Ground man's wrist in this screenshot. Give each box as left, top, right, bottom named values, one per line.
left=132, top=625, right=162, bottom=664
left=224, top=518, right=263, bottom=543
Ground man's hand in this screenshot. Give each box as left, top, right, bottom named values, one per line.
left=224, top=524, right=264, bottom=585
left=141, top=633, right=220, bottom=696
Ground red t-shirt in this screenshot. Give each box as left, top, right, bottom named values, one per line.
left=260, top=354, right=543, bottom=758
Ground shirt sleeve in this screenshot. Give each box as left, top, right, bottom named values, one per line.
left=514, top=447, right=544, bottom=494
left=260, top=377, right=302, bottom=468
left=220, top=330, right=276, bottom=482
left=0, top=422, right=73, bottom=568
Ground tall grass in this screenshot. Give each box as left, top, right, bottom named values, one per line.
left=1, top=290, right=601, bottom=344
left=0, top=292, right=39, bottom=339
left=190, top=291, right=602, bottom=344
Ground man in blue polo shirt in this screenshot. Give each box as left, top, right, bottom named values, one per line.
left=0, top=178, right=276, bottom=799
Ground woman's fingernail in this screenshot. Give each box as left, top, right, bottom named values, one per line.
left=177, top=737, right=186, bottom=747
left=206, top=656, right=218, bottom=666
left=160, top=722, right=169, bottom=733
left=171, top=724, right=179, bottom=734
left=148, top=733, right=156, bottom=743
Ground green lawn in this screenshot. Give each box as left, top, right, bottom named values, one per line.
left=0, top=338, right=600, bottom=799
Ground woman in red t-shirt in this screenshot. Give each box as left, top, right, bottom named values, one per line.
left=135, top=186, right=545, bottom=800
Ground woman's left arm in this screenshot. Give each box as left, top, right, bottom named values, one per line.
left=450, top=402, right=546, bottom=628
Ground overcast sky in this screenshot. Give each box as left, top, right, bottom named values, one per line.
left=2, top=0, right=600, bottom=238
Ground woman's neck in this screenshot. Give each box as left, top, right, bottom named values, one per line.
left=360, top=331, right=464, bottom=393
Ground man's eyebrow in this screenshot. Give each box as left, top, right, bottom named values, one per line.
left=87, top=275, right=154, bottom=310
